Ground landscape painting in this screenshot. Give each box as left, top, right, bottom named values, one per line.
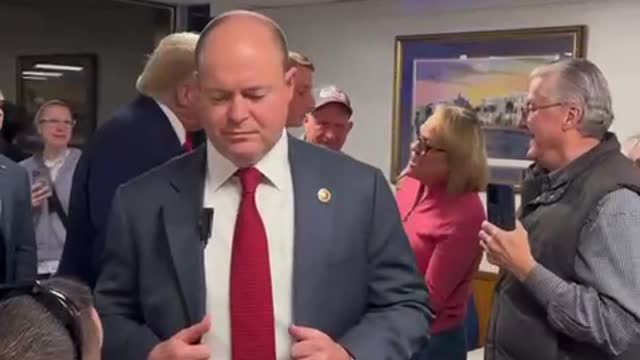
left=392, top=26, right=586, bottom=184
left=412, top=56, right=555, bottom=162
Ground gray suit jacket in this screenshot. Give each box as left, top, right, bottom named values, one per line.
left=0, top=154, right=37, bottom=282
left=95, top=137, right=432, bottom=360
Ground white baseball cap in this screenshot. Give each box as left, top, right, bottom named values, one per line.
left=312, top=85, right=353, bottom=117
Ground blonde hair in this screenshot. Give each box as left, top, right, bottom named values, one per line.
left=33, top=99, right=72, bottom=126
left=430, top=105, right=489, bottom=193
left=288, top=51, right=315, bottom=71
left=136, top=32, right=199, bottom=98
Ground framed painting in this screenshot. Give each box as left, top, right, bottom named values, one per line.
left=391, top=26, right=586, bottom=185
left=16, top=53, right=98, bottom=154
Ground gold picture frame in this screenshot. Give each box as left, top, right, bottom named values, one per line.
left=391, top=25, right=587, bottom=185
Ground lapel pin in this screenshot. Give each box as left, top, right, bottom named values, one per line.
left=317, top=188, right=331, bottom=203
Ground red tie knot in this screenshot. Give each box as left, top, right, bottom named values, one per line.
left=182, top=133, right=193, bottom=152
left=237, top=167, right=262, bottom=195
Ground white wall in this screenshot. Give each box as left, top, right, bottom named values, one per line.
left=251, top=0, right=640, bottom=273
left=256, top=0, right=640, bottom=178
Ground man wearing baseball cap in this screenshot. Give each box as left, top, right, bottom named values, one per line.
left=303, top=85, right=353, bottom=152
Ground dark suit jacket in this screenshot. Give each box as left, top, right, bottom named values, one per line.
left=57, top=95, right=188, bottom=288
left=0, top=154, right=37, bottom=283
left=95, top=137, right=433, bottom=360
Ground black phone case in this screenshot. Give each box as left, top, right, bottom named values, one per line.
left=486, top=183, right=516, bottom=231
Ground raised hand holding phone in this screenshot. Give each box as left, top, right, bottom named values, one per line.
left=30, top=172, right=52, bottom=208
left=480, top=184, right=536, bottom=281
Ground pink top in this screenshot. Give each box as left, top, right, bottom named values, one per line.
left=396, top=176, right=485, bottom=334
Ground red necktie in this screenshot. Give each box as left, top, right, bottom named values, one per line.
left=230, top=167, right=276, bottom=360
left=182, top=133, right=193, bottom=152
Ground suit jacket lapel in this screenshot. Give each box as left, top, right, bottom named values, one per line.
left=288, top=138, right=334, bottom=326
left=162, top=146, right=207, bottom=324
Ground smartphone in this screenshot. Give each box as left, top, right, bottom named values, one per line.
left=31, top=170, right=50, bottom=193
left=486, top=183, right=516, bottom=231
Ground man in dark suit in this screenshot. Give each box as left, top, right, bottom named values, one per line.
left=0, top=154, right=36, bottom=283
left=57, top=32, right=204, bottom=288
left=95, top=11, right=431, bottom=360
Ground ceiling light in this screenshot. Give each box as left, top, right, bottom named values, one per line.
left=22, top=76, right=48, bottom=81
left=34, top=63, right=83, bottom=71
left=22, top=71, right=63, bottom=77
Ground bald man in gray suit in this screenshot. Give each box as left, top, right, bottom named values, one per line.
left=96, top=10, right=432, bottom=360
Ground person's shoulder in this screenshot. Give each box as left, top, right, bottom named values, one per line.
left=395, top=176, right=421, bottom=194
left=446, top=191, right=486, bottom=226
left=18, top=155, right=36, bottom=168
left=1, top=153, right=23, bottom=171
left=459, top=191, right=485, bottom=209
left=67, top=147, right=82, bottom=159
left=118, top=146, right=201, bottom=195
left=289, top=137, right=380, bottom=177
left=95, top=96, right=160, bottom=138
left=597, top=187, right=640, bottom=215
left=98, top=104, right=139, bottom=134
left=86, top=97, right=162, bottom=161
left=65, top=148, right=83, bottom=165
left=0, top=153, right=29, bottom=181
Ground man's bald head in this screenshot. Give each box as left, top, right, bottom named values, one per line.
left=194, top=9, right=296, bottom=168
left=195, top=10, right=288, bottom=71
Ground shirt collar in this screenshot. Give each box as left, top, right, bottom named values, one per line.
left=155, top=99, right=186, bottom=144
left=206, top=130, right=290, bottom=192
left=43, top=149, right=69, bottom=167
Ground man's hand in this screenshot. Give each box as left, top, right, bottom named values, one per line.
left=479, top=220, right=537, bottom=281
left=289, top=325, right=351, bottom=360
left=148, top=315, right=211, bottom=360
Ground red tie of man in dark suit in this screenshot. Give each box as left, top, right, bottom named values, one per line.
left=230, top=167, right=277, bottom=360
left=182, top=133, right=194, bottom=152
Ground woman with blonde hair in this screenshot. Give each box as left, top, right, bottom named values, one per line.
left=20, top=100, right=81, bottom=279
left=396, top=104, right=489, bottom=360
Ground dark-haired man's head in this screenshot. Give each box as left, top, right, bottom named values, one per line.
left=0, top=278, right=103, bottom=360
left=195, top=10, right=295, bottom=168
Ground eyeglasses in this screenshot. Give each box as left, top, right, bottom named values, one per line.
left=39, top=118, right=76, bottom=127
left=414, top=136, right=446, bottom=156
left=0, top=281, right=83, bottom=359
left=521, top=102, right=568, bottom=119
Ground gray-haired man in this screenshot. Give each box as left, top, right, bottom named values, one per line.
left=479, top=58, right=640, bottom=359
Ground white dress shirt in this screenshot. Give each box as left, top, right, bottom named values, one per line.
left=202, top=131, right=295, bottom=360
left=155, top=99, right=186, bottom=145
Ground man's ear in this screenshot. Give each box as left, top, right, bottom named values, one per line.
left=562, top=104, right=583, bottom=131
left=175, top=83, right=190, bottom=107
left=284, top=67, right=297, bottom=103
left=285, top=66, right=297, bottom=88
left=176, top=77, right=199, bottom=107
left=304, top=113, right=315, bottom=125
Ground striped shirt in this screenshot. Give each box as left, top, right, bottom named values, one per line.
left=524, top=188, right=640, bottom=355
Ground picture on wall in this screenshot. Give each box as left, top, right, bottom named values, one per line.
left=15, top=53, right=97, bottom=155
left=392, top=26, right=586, bottom=184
